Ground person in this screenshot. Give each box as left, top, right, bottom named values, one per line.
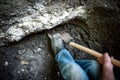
left=51, top=33, right=115, bottom=80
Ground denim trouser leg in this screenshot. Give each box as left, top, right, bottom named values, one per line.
left=56, top=49, right=89, bottom=80
left=56, top=49, right=101, bottom=80
left=75, top=60, right=101, bottom=80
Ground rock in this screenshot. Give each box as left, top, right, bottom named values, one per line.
left=20, top=61, right=29, bottom=65
left=4, top=61, right=9, bottom=66
left=0, top=0, right=86, bottom=46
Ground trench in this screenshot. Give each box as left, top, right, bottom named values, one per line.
left=0, top=0, right=120, bottom=80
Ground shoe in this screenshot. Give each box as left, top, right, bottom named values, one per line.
left=51, top=33, right=64, bottom=55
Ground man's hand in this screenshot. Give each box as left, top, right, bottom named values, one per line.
left=98, top=53, right=115, bottom=80
left=98, top=53, right=113, bottom=69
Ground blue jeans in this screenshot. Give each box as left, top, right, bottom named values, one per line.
left=56, top=49, right=101, bottom=80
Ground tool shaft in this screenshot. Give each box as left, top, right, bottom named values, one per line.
left=69, top=42, right=120, bottom=68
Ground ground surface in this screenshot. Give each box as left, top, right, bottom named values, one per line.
left=0, top=0, right=120, bottom=80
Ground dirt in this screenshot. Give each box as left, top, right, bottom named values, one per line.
left=1, top=18, right=120, bottom=79
left=0, top=22, right=92, bottom=80
left=0, top=0, right=120, bottom=80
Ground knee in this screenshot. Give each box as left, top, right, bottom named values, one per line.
left=62, top=63, right=88, bottom=80
left=66, top=63, right=80, bottom=74
left=62, top=63, right=80, bottom=76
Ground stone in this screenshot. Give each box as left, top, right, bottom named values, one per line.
left=4, top=61, right=9, bottom=66
left=0, top=0, right=86, bottom=46
left=21, top=61, right=29, bottom=65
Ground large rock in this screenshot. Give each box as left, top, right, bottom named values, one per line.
left=0, top=0, right=86, bottom=46
left=0, top=0, right=120, bottom=46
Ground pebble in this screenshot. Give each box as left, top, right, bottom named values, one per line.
left=2, top=21, right=4, bottom=23
left=37, top=48, right=41, bottom=51
left=18, top=71, right=21, bottom=73
left=21, top=69, right=25, bottom=72
left=21, top=61, right=29, bottom=65
left=4, top=61, right=9, bottom=66
left=105, top=4, right=107, bottom=7
left=44, top=77, right=47, bottom=80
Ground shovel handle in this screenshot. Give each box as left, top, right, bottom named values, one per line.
left=69, top=42, right=120, bottom=68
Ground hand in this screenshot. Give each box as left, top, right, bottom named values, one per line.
left=98, top=53, right=115, bottom=80
left=98, top=53, right=113, bottom=69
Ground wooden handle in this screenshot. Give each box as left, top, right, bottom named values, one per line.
left=69, top=42, right=120, bottom=68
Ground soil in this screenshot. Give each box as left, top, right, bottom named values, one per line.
left=0, top=0, right=120, bottom=80
left=1, top=18, right=120, bottom=79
